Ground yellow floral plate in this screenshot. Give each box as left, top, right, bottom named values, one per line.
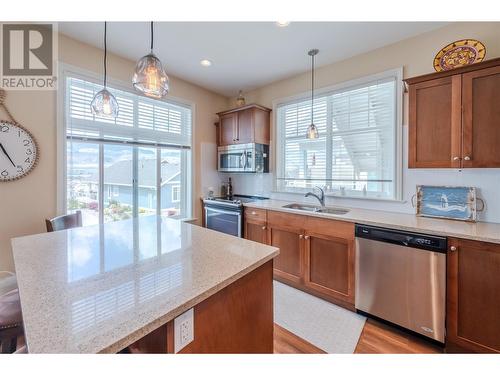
left=433, top=39, right=486, bottom=72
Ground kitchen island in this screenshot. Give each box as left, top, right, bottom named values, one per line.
left=11, top=215, right=278, bottom=353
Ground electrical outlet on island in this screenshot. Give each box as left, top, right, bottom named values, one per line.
left=174, top=308, right=194, bottom=353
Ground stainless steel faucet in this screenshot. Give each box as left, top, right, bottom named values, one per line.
left=305, top=186, right=325, bottom=207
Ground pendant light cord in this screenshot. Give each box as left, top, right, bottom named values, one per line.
left=103, top=21, right=107, bottom=88
left=311, top=52, right=315, bottom=125
left=150, top=21, right=154, bottom=52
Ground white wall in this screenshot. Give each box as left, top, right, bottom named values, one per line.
left=224, top=22, right=500, bottom=223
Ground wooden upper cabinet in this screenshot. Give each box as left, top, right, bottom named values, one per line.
left=219, top=113, right=238, bottom=146
left=408, top=76, right=462, bottom=168
left=217, top=104, right=271, bottom=146
left=406, top=57, right=500, bottom=169
left=462, top=65, right=500, bottom=167
left=447, top=238, right=500, bottom=353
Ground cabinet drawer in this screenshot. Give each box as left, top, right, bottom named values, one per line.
left=244, top=208, right=267, bottom=222
left=267, top=210, right=306, bottom=229
left=305, top=216, right=354, bottom=240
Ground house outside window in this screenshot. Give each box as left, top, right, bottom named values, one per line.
left=171, top=185, right=180, bottom=203
left=62, top=69, right=192, bottom=226
left=275, top=69, right=402, bottom=200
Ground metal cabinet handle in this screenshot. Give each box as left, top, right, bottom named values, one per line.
left=464, top=156, right=471, bottom=161
left=251, top=211, right=256, bottom=215
left=453, top=156, right=460, bottom=161
left=262, top=226, right=266, bottom=230
left=450, top=246, right=457, bottom=252
left=299, top=234, right=304, bottom=239
left=304, top=235, right=310, bottom=240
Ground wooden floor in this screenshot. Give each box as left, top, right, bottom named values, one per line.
left=274, top=319, right=443, bottom=354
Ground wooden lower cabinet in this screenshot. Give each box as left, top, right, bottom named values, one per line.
left=244, top=220, right=268, bottom=244
left=249, top=209, right=355, bottom=308
left=304, top=219, right=355, bottom=306
left=446, top=238, right=500, bottom=353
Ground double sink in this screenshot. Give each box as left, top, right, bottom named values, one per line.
left=282, top=203, right=350, bottom=215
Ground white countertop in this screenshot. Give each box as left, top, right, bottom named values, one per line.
left=11, top=215, right=278, bottom=353
left=244, top=199, right=500, bottom=244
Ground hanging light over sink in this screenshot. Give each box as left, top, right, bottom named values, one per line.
left=306, top=49, right=319, bottom=139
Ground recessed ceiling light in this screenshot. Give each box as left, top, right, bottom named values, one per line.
left=276, top=21, right=290, bottom=27
left=200, top=59, right=212, bottom=67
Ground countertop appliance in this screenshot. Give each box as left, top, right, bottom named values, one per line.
left=203, top=195, right=268, bottom=237
left=355, top=224, right=447, bottom=343
left=218, top=143, right=269, bottom=173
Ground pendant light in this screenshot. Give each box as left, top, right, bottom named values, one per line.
left=306, top=49, right=319, bottom=139
left=91, top=22, right=119, bottom=118
left=132, top=21, right=169, bottom=98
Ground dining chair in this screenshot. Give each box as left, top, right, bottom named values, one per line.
left=0, top=289, right=23, bottom=353
left=45, top=210, right=82, bottom=232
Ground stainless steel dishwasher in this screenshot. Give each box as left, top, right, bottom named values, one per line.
left=355, top=224, right=447, bottom=343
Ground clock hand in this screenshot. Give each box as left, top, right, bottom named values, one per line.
left=0, top=142, right=16, bottom=168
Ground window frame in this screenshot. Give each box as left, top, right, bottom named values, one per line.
left=171, top=185, right=181, bottom=203
left=57, top=63, right=195, bottom=219
left=273, top=68, right=403, bottom=201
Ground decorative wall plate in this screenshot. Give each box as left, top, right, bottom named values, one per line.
left=433, top=39, right=486, bottom=72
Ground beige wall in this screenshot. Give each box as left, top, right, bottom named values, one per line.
left=0, top=32, right=228, bottom=271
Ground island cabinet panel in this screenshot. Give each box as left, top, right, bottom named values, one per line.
left=408, top=75, right=462, bottom=168
left=267, top=211, right=306, bottom=284
left=167, top=261, right=274, bottom=353
left=447, top=238, right=500, bottom=353
left=462, top=65, right=500, bottom=168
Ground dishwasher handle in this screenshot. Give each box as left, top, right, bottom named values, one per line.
left=355, top=224, right=447, bottom=253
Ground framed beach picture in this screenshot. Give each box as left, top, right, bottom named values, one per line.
left=415, top=185, right=478, bottom=222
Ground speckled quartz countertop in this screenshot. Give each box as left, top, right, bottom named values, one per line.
left=244, top=199, right=500, bottom=244
left=11, top=215, right=278, bottom=353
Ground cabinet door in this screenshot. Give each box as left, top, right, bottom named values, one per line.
left=235, top=108, right=254, bottom=144
left=447, top=238, right=500, bottom=353
left=219, top=113, right=237, bottom=146
left=268, top=224, right=304, bottom=284
left=244, top=219, right=267, bottom=244
left=462, top=66, right=500, bottom=167
left=408, top=75, right=462, bottom=168
left=304, top=232, right=355, bottom=305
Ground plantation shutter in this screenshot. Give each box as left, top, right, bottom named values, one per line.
left=66, top=76, right=192, bottom=148
left=277, top=75, right=397, bottom=199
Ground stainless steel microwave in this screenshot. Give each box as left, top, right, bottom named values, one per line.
left=217, top=143, right=269, bottom=173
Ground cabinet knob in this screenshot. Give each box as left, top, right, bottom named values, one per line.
left=299, top=234, right=304, bottom=239
left=464, top=156, right=471, bottom=161
left=304, top=235, right=310, bottom=240
left=262, top=226, right=266, bottom=230
left=453, top=156, right=460, bottom=161
left=450, top=246, right=457, bottom=252
left=251, top=211, right=256, bottom=215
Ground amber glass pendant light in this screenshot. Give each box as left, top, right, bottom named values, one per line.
left=91, top=22, right=119, bottom=118
left=132, top=22, right=169, bottom=98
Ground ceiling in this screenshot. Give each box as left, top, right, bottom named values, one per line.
left=58, top=22, right=447, bottom=97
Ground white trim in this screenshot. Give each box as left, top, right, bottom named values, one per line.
left=57, top=62, right=195, bottom=218
left=273, top=68, right=404, bottom=201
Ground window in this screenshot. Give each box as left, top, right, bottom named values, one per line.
left=64, top=72, right=192, bottom=225
left=276, top=70, right=401, bottom=200
left=171, top=185, right=180, bottom=203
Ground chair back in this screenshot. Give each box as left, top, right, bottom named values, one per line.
left=45, top=211, right=82, bottom=232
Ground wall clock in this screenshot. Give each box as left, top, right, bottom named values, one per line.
left=0, top=120, right=39, bottom=182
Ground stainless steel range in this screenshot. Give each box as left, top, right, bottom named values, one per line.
left=203, top=195, right=268, bottom=237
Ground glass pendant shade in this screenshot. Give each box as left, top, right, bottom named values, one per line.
left=91, top=88, right=119, bottom=118
left=306, top=123, right=319, bottom=139
left=132, top=53, right=169, bottom=98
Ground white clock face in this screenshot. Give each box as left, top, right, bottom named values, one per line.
left=0, top=121, right=38, bottom=181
